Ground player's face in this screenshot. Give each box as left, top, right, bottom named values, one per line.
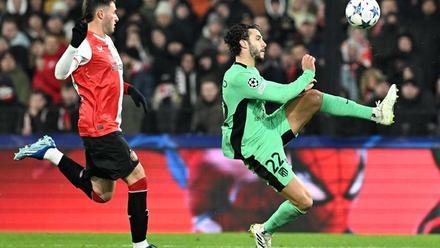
left=102, top=2, right=119, bottom=35
left=247, top=29, right=266, bottom=62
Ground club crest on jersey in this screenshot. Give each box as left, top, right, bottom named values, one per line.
left=248, top=77, right=259, bottom=88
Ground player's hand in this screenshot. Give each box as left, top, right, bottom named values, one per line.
left=301, top=54, right=316, bottom=73
left=71, top=18, right=87, bottom=48
left=305, top=79, right=317, bottom=91
left=127, top=85, right=148, bottom=114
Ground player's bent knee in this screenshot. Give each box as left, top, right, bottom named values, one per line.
left=92, top=191, right=112, bottom=203
left=304, top=89, right=323, bottom=110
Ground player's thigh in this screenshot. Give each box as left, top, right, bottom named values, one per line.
left=266, top=105, right=297, bottom=146
left=244, top=136, right=294, bottom=192
left=283, top=90, right=322, bottom=134
left=123, top=160, right=146, bottom=186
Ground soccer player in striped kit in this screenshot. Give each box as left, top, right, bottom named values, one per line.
left=14, top=1, right=155, bottom=247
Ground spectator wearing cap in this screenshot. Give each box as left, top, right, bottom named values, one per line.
left=194, top=13, right=224, bottom=57
left=395, top=79, right=436, bottom=136
left=0, top=50, right=30, bottom=105
left=153, top=1, right=188, bottom=48
left=0, top=74, right=25, bottom=133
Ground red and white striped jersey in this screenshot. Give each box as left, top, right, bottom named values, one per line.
left=56, top=31, right=124, bottom=137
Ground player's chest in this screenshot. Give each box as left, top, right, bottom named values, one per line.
left=90, top=43, right=123, bottom=72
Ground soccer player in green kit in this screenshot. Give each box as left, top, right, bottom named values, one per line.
left=222, top=24, right=398, bottom=248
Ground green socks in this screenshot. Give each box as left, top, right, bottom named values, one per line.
left=263, top=201, right=306, bottom=234
left=320, top=93, right=373, bottom=120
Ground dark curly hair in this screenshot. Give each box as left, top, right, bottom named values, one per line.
left=224, top=24, right=261, bottom=57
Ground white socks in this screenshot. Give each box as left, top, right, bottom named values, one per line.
left=133, top=240, right=149, bottom=248
left=43, top=148, right=63, bottom=166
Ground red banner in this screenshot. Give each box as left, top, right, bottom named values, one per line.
left=0, top=148, right=439, bottom=234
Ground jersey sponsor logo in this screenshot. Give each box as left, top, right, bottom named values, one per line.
left=223, top=80, right=228, bottom=88
left=96, top=46, right=103, bottom=52
left=247, top=77, right=259, bottom=88
left=278, top=167, right=288, bottom=177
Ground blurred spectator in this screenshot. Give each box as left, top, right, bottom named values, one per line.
left=26, top=13, right=46, bottom=40
left=292, top=16, right=323, bottom=61
left=1, top=17, right=30, bottom=48
left=191, top=77, right=222, bottom=135
left=54, top=82, right=79, bottom=132
left=387, top=33, right=423, bottom=86
left=0, top=37, right=9, bottom=54
left=28, top=0, right=47, bottom=20
left=287, top=0, right=321, bottom=30
left=5, top=0, right=28, bottom=24
left=370, top=11, right=400, bottom=71
left=174, top=1, right=198, bottom=47
left=45, top=14, right=66, bottom=36
left=394, top=80, right=436, bottom=136
left=260, top=41, right=286, bottom=83
left=0, top=50, right=30, bottom=105
left=0, top=74, right=24, bottom=133
left=340, top=33, right=369, bottom=101
left=435, top=77, right=440, bottom=135
left=254, top=15, right=271, bottom=40
left=175, top=52, right=199, bottom=133
left=197, top=49, right=220, bottom=80
left=359, top=67, right=385, bottom=104
left=264, top=0, right=296, bottom=46
left=151, top=73, right=181, bottom=133
left=408, top=0, right=440, bottom=90
left=21, top=89, right=57, bottom=135
left=194, top=13, right=224, bottom=57
left=32, top=32, right=67, bottom=104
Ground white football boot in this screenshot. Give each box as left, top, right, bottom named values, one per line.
left=371, top=84, right=399, bottom=125
left=249, top=224, right=272, bottom=248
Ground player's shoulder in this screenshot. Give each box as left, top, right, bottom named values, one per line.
left=225, top=64, right=259, bottom=84
left=77, top=39, right=92, bottom=61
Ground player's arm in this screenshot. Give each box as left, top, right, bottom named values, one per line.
left=55, top=18, right=89, bottom=80
left=54, top=45, right=89, bottom=80
left=233, top=70, right=315, bottom=104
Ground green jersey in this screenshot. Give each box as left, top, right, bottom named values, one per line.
left=221, top=62, right=315, bottom=159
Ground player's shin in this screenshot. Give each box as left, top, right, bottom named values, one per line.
left=319, top=93, right=372, bottom=120
left=263, top=200, right=307, bottom=234
left=128, top=177, right=150, bottom=246
left=57, top=156, right=94, bottom=200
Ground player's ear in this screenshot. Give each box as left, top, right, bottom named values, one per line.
left=239, top=39, right=248, bottom=49
left=96, top=8, right=105, bottom=20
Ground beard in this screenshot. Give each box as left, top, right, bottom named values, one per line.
left=250, top=45, right=264, bottom=63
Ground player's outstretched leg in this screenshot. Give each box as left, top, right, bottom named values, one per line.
left=319, top=84, right=398, bottom=125
left=249, top=223, right=272, bottom=248
left=13, top=135, right=106, bottom=203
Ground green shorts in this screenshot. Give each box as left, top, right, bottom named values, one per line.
left=243, top=106, right=297, bottom=192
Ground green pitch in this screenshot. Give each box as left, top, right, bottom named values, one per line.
left=0, top=233, right=439, bottom=247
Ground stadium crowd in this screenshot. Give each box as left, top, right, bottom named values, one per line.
left=0, top=0, right=438, bottom=136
